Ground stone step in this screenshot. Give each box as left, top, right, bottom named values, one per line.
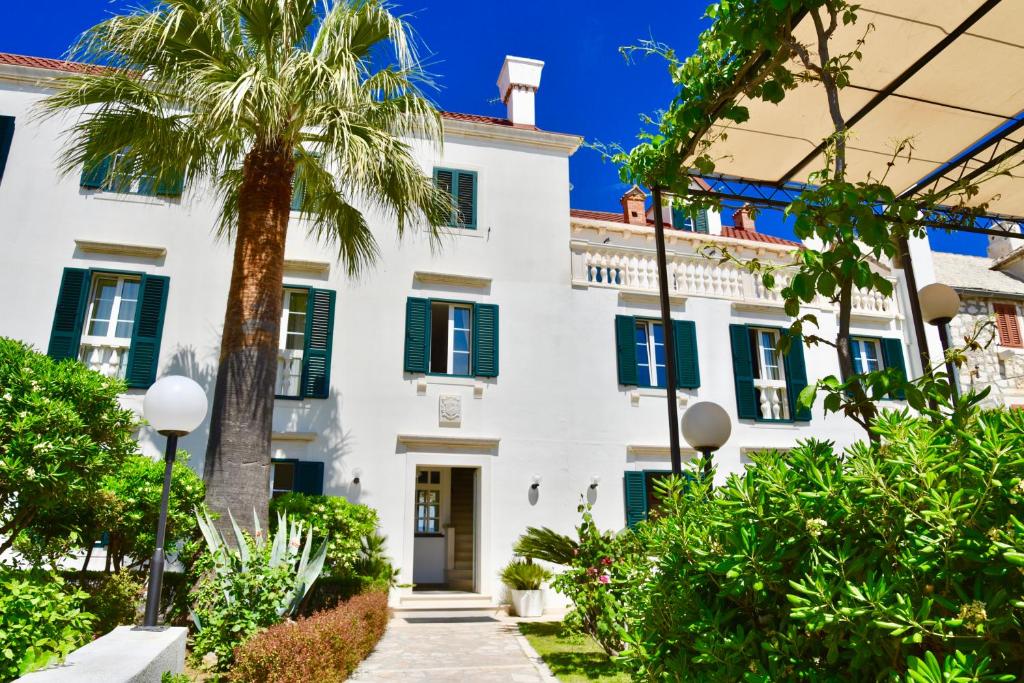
left=397, top=593, right=499, bottom=611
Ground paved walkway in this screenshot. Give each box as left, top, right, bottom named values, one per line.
left=351, top=614, right=557, bottom=682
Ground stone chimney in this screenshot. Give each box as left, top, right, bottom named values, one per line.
left=497, top=56, right=544, bottom=127
left=732, top=205, right=756, bottom=231
left=620, top=186, right=648, bottom=225
left=988, top=221, right=1022, bottom=261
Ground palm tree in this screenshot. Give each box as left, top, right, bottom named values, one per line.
left=39, top=0, right=451, bottom=529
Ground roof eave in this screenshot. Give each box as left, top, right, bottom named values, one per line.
left=569, top=215, right=799, bottom=254
left=443, top=118, right=582, bottom=156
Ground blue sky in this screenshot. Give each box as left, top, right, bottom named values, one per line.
left=0, top=0, right=988, bottom=255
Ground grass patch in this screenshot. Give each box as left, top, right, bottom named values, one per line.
left=519, top=621, right=630, bottom=682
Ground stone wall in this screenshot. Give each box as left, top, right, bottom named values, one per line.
left=951, top=296, right=1024, bottom=403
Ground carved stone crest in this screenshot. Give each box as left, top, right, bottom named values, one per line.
left=439, top=394, right=462, bottom=427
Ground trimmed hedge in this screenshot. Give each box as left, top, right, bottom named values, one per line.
left=231, top=591, right=389, bottom=682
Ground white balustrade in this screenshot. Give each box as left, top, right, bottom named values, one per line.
left=275, top=349, right=304, bottom=397
left=754, top=378, right=789, bottom=420
left=78, top=341, right=130, bottom=379
left=851, top=286, right=895, bottom=315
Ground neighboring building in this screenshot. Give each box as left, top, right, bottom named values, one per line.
left=0, top=52, right=937, bottom=606
left=933, top=228, right=1024, bottom=408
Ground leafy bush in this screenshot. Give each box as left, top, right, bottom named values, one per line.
left=270, top=493, right=378, bottom=576
left=596, top=407, right=1024, bottom=681
left=0, top=569, right=94, bottom=682
left=190, top=510, right=327, bottom=672
left=350, top=532, right=401, bottom=592
left=79, top=569, right=143, bottom=636
left=0, top=338, right=137, bottom=563
left=232, top=591, right=389, bottom=683
left=501, top=559, right=553, bottom=590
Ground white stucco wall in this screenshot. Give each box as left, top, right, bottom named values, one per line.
left=0, top=65, right=922, bottom=605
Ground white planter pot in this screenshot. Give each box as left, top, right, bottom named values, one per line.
left=509, top=589, right=544, bottom=617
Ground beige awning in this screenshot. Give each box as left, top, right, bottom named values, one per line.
left=696, top=0, right=1024, bottom=218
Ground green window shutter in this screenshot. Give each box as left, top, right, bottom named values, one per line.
left=472, top=303, right=499, bottom=377
left=615, top=315, right=638, bottom=386
left=80, top=156, right=111, bottom=189
left=301, top=288, right=335, bottom=399
left=155, top=171, right=184, bottom=198
left=125, top=274, right=169, bottom=388
left=47, top=268, right=90, bottom=361
left=403, top=297, right=431, bottom=374
left=694, top=209, right=709, bottom=234
left=0, top=115, right=14, bottom=186
left=783, top=334, right=812, bottom=421
left=848, top=338, right=861, bottom=374
left=881, top=338, right=907, bottom=400
left=293, top=461, right=324, bottom=495
left=454, top=171, right=477, bottom=229
left=671, top=206, right=691, bottom=231
left=290, top=173, right=305, bottom=211
left=434, top=168, right=454, bottom=225
left=624, top=471, right=648, bottom=528
left=729, top=324, right=758, bottom=419
left=673, top=320, right=700, bottom=389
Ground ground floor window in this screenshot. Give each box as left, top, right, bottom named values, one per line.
left=416, top=469, right=442, bottom=534
left=270, top=460, right=296, bottom=499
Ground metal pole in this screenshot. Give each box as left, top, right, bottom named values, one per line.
left=700, top=448, right=713, bottom=484
left=651, top=186, right=683, bottom=474
left=142, top=432, right=178, bottom=628
left=937, top=323, right=960, bottom=402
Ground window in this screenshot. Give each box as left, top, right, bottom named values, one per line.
left=635, top=320, right=667, bottom=388
left=78, top=274, right=140, bottom=380
left=416, top=469, right=442, bottom=534
left=276, top=289, right=309, bottom=397
left=270, top=458, right=324, bottom=497
left=995, top=303, right=1023, bottom=348
left=729, top=324, right=811, bottom=422
left=0, top=115, right=14, bottom=187
left=851, top=337, right=883, bottom=374
left=79, top=149, right=183, bottom=198
left=752, top=328, right=783, bottom=381
left=624, top=470, right=693, bottom=528
left=404, top=298, right=498, bottom=378
left=271, top=460, right=296, bottom=498
left=430, top=302, right=472, bottom=376
left=670, top=206, right=709, bottom=233
left=433, top=168, right=477, bottom=229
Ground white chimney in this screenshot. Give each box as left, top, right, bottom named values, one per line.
left=988, top=221, right=1023, bottom=261
left=497, top=56, right=544, bottom=127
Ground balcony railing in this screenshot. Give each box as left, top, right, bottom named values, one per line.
left=754, top=378, right=789, bottom=420
left=78, top=340, right=129, bottom=379
left=276, top=349, right=304, bottom=397
left=571, top=240, right=898, bottom=318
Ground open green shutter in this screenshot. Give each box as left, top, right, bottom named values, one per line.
left=0, top=115, right=14, bottom=186
left=783, top=334, right=812, bottom=421
left=155, top=171, right=185, bottom=198
left=730, top=324, right=758, bottom=419
left=881, top=338, right=907, bottom=400
left=624, top=471, right=648, bottom=528
left=615, top=315, right=638, bottom=386
left=80, top=156, right=111, bottom=189
left=455, top=171, right=477, bottom=229
left=125, top=274, right=169, bottom=388
left=404, top=297, right=431, bottom=373
left=673, top=320, right=700, bottom=389
left=47, top=268, right=90, bottom=361
left=472, top=303, right=499, bottom=377
left=671, top=206, right=691, bottom=231
left=294, top=461, right=324, bottom=495
left=301, top=288, right=335, bottom=399
left=694, top=209, right=709, bottom=234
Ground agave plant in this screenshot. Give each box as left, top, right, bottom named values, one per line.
left=195, top=507, right=327, bottom=618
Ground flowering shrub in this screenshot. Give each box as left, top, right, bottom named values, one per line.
left=599, top=407, right=1024, bottom=680
left=270, top=493, right=378, bottom=576
left=232, top=591, right=389, bottom=683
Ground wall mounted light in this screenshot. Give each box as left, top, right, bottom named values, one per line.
left=589, top=476, right=601, bottom=490
left=352, top=468, right=362, bottom=485
left=530, top=474, right=542, bottom=490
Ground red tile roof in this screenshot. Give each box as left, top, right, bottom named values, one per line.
left=569, top=208, right=801, bottom=247
left=0, top=52, right=109, bottom=75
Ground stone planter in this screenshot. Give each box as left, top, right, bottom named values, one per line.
left=509, top=589, right=544, bottom=617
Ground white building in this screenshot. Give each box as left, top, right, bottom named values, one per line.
left=0, top=52, right=948, bottom=606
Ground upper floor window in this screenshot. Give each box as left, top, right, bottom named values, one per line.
left=670, top=206, right=709, bottom=233
left=433, top=168, right=477, bottom=229
left=848, top=335, right=909, bottom=400
left=995, top=303, right=1022, bottom=348
left=274, top=287, right=336, bottom=400
left=47, top=267, right=169, bottom=389
left=635, top=320, right=667, bottom=388
left=0, top=115, right=14, bottom=187
left=615, top=315, right=700, bottom=390
left=80, top=150, right=183, bottom=198
left=404, top=297, right=498, bottom=378
left=729, top=324, right=810, bottom=422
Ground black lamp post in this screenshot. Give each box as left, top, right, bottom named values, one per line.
left=139, top=376, right=208, bottom=629
left=681, top=401, right=732, bottom=484
left=918, top=283, right=962, bottom=402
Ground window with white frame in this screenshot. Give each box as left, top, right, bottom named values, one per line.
left=429, top=302, right=472, bottom=376
left=78, top=274, right=140, bottom=379
left=415, top=469, right=442, bottom=534
left=634, top=320, right=667, bottom=388
left=850, top=337, right=883, bottom=374
left=276, top=289, right=308, bottom=397
left=270, top=460, right=296, bottom=499
left=749, top=327, right=789, bottom=420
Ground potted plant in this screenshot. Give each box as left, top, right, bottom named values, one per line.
left=500, top=558, right=552, bottom=617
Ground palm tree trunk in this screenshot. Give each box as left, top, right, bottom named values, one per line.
left=204, top=143, right=294, bottom=534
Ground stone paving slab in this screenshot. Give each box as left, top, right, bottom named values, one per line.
left=351, top=615, right=556, bottom=682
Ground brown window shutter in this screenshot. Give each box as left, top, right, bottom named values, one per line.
left=994, top=303, right=1023, bottom=348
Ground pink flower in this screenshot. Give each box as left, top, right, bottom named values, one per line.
left=599, top=575, right=611, bottom=584
left=586, top=567, right=599, bottom=577
left=600, top=557, right=613, bottom=566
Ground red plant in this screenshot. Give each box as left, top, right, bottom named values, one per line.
left=231, top=591, right=389, bottom=682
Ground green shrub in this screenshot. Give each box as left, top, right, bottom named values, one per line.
left=513, top=526, right=578, bottom=566
left=0, top=338, right=137, bottom=564
left=501, top=559, right=553, bottom=590
left=232, top=591, right=389, bottom=683
left=593, top=407, right=1024, bottom=681
left=189, top=510, right=327, bottom=672
left=80, top=570, right=143, bottom=636
left=270, top=493, right=378, bottom=576
left=0, top=569, right=95, bottom=682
